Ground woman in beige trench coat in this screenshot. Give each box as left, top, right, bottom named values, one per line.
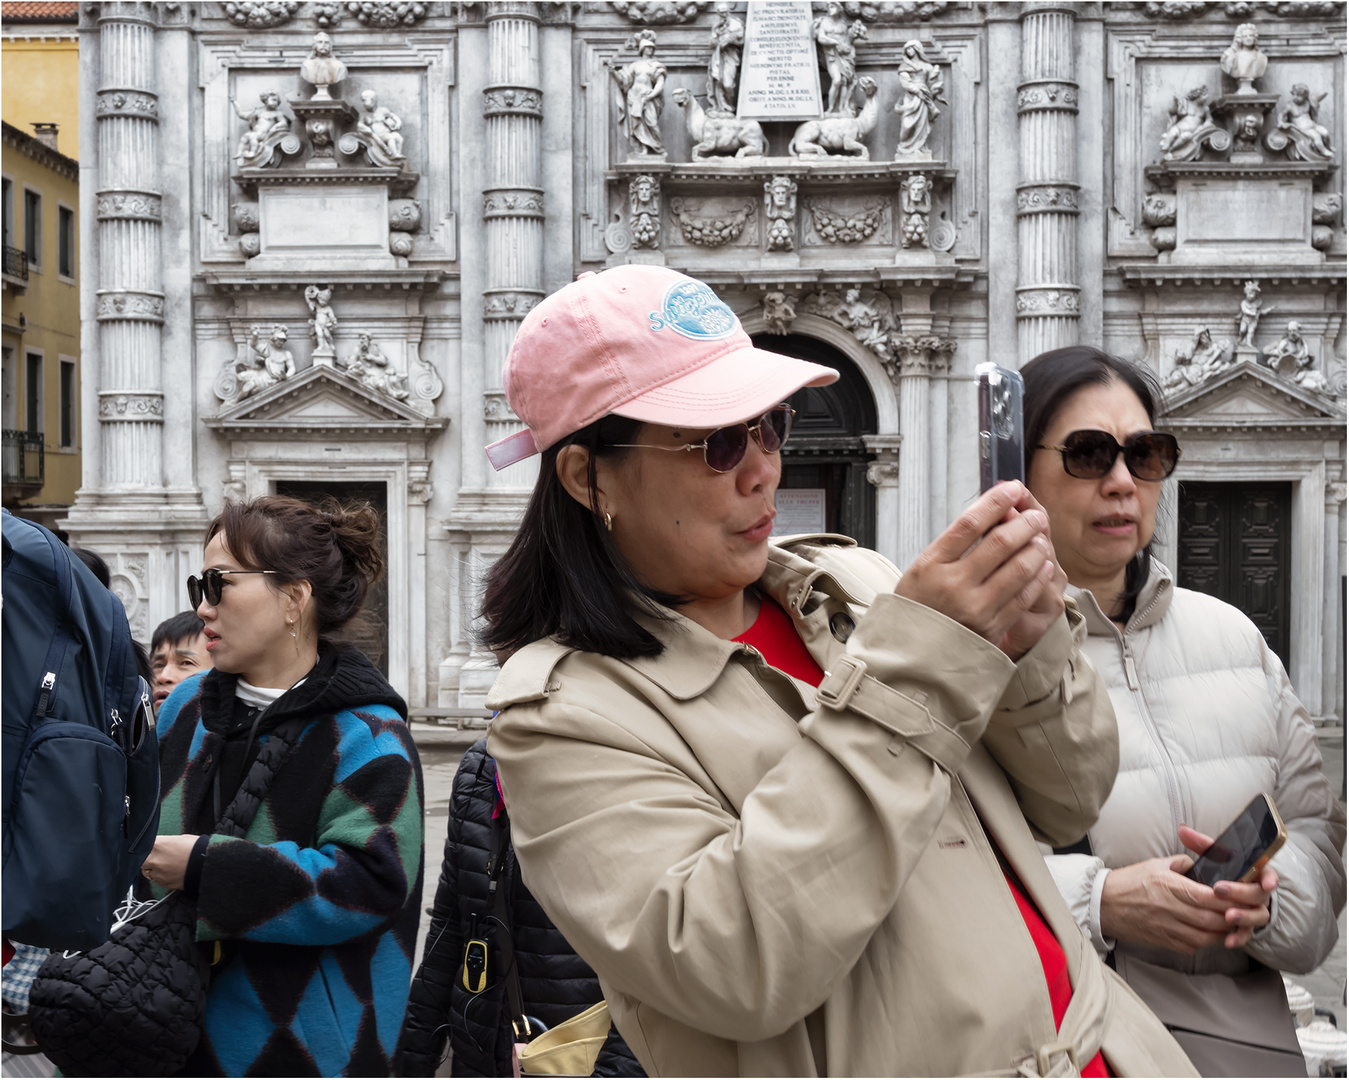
left=478, top=265, right=1196, bottom=1077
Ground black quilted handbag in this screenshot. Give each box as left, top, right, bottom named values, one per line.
left=27, top=715, right=306, bottom=1077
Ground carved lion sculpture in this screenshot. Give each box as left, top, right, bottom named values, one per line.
left=671, top=88, right=766, bottom=159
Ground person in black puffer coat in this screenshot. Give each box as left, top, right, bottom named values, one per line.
left=395, top=738, right=644, bottom=1078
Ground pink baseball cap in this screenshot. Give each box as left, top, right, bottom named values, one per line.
left=485, top=265, right=839, bottom=470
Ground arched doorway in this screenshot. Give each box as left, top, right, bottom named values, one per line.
left=752, top=333, right=878, bottom=548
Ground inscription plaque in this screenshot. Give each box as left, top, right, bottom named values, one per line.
left=738, top=1, right=822, bottom=121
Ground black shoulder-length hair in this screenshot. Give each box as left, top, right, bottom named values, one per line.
left=1020, top=345, right=1166, bottom=613
left=480, top=415, right=685, bottom=660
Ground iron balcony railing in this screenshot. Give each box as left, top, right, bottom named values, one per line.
left=2, top=246, right=29, bottom=282
left=2, top=429, right=44, bottom=489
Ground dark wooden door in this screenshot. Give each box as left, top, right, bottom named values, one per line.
left=274, top=479, right=389, bottom=676
left=1177, top=481, right=1291, bottom=668
left=752, top=334, right=877, bottom=548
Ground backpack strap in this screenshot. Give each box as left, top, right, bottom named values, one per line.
left=32, top=529, right=75, bottom=720
left=489, top=806, right=532, bottom=1042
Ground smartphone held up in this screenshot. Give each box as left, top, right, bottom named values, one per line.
left=977, top=362, right=1026, bottom=493
left=1184, top=792, right=1288, bottom=888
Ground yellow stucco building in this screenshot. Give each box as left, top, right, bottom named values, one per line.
left=2, top=1, right=80, bottom=529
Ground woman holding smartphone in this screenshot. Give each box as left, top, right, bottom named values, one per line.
left=477, top=265, right=1194, bottom=1076
left=1024, top=346, right=1346, bottom=1076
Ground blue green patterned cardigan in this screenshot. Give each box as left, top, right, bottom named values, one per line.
left=152, top=644, right=424, bottom=1077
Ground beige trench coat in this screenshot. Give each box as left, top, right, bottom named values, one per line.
left=487, top=537, right=1196, bottom=1077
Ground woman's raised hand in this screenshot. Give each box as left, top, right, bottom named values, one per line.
left=1179, top=824, right=1278, bottom=949
left=895, top=481, right=1066, bottom=661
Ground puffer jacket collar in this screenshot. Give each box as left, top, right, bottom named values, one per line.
left=616, top=541, right=862, bottom=701
left=1069, top=557, right=1175, bottom=638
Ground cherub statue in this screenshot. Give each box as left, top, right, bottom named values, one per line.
left=1160, top=86, right=1223, bottom=162
left=344, top=333, right=409, bottom=400
left=1274, top=84, right=1333, bottom=162
left=1261, top=320, right=1327, bottom=393
left=230, top=90, right=290, bottom=166
left=1236, top=280, right=1265, bottom=350
left=357, top=89, right=405, bottom=166
left=237, top=324, right=296, bottom=399
left=762, top=291, right=796, bottom=336
left=1164, top=326, right=1231, bottom=392
left=300, top=31, right=347, bottom=100
left=606, top=30, right=666, bottom=159
left=305, top=284, right=338, bottom=358
left=1220, top=22, right=1267, bottom=95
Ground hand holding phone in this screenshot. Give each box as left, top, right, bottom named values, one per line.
left=1183, top=793, right=1286, bottom=887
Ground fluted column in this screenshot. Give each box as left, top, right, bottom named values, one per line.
left=1015, top=3, right=1080, bottom=365
left=94, top=2, right=163, bottom=491
left=482, top=3, right=544, bottom=488
left=893, top=337, right=933, bottom=569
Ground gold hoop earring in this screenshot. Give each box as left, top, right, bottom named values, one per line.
left=603, top=511, right=613, bottom=532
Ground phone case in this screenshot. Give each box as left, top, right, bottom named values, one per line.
left=976, top=362, right=1026, bottom=491
left=1238, top=794, right=1287, bottom=883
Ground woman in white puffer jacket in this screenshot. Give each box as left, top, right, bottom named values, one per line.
left=1023, top=346, right=1345, bottom=1077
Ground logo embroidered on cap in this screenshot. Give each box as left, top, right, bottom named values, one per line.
left=648, top=280, right=738, bottom=340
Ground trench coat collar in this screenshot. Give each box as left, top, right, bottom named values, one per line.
left=621, top=542, right=859, bottom=701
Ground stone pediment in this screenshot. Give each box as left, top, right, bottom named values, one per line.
left=1161, top=361, right=1344, bottom=430
left=205, top=364, right=448, bottom=436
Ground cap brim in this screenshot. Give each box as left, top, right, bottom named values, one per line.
left=610, top=345, right=838, bottom=429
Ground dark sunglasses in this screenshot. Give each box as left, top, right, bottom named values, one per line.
left=611, top=405, right=795, bottom=473
left=186, top=568, right=278, bottom=608
left=1037, top=429, right=1180, bottom=481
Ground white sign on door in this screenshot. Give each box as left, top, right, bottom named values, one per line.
left=772, top=489, right=827, bottom=537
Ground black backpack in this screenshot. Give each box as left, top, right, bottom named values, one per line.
left=1, top=510, right=160, bottom=951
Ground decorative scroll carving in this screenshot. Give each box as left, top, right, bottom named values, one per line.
left=609, top=0, right=708, bottom=25
left=223, top=0, right=300, bottom=27
left=305, top=285, right=338, bottom=364
left=1015, top=288, right=1080, bottom=315
left=604, top=211, right=633, bottom=254
left=1164, top=327, right=1232, bottom=393
left=1141, top=193, right=1176, bottom=227
left=413, top=352, right=443, bottom=402
left=1150, top=228, right=1177, bottom=251
left=1312, top=194, right=1342, bottom=225
left=1016, top=82, right=1079, bottom=111
left=1018, top=185, right=1080, bottom=213
left=483, top=391, right=516, bottom=422
left=671, top=89, right=766, bottom=159
left=1266, top=84, right=1334, bottom=162
left=96, top=291, right=166, bottom=321
left=628, top=174, right=661, bottom=248
left=98, top=392, right=164, bottom=419
left=483, top=291, right=542, bottom=320
left=389, top=233, right=413, bottom=256
left=866, top=460, right=898, bottom=487
left=608, top=30, right=667, bottom=160
left=764, top=176, right=797, bottom=252
left=894, top=40, right=946, bottom=158
left=482, top=86, right=542, bottom=117
left=407, top=478, right=433, bottom=504
left=885, top=334, right=956, bottom=379
left=342, top=333, right=409, bottom=400
left=762, top=291, right=796, bottom=335
left=1159, top=87, right=1230, bottom=162
left=669, top=197, right=754, bottom=247
left=95, top=90, right=158, bottom=119
left=789, top=76, right=879, bottom=159
left=240, top=233, right=262, bottom=257
left=805, top=197, right=884, bottom=244
left=482, top=190, right=545, bottom=218
left=344, top=1, right=428, bottom=28
left=389, top=199, right=422, bottom=232
left=900, top=173, right=932, bottom=249
left=96, top=192, right=162, bottom=221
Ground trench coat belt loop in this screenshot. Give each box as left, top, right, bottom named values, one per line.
left=1012, top=930, right=1113, bottom=1077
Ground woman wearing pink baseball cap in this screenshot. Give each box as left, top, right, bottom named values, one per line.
left=477, top=266, right=1194, bottom=1076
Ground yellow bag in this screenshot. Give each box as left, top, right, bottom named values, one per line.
left=515, top=1001, right=612, bottom=1077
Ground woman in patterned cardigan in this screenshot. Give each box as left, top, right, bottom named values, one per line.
left=139, top=495, right=424, bottom=1077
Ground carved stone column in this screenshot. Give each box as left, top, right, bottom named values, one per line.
left=1323, top=481, right=1346, bottom=724
left=482, top=3, right=544, bottom=487
left=1015, top=3, right=1080, bottom=364
left=891, top=336, right=935, bottom=569
left=93, top=2, right=164, bottom=490
left=862, top=433, right=902, bottom=569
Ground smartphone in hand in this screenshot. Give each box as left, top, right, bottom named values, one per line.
left=977, top=362, right=1026, bottom=492
left=1184, top=793, right=1287, bottom=887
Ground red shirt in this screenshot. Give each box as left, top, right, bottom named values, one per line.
left=736, top=596, right=1110, bottom=1077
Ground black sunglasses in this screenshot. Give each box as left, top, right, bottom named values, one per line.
left=186, top=568, right=278, bottom=608
left=1037, top=429, right=1180, bottom=482
left=611, top=405, right=795, bottom=473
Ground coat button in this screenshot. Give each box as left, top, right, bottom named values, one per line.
left=829, top=612, right=855, bottom=642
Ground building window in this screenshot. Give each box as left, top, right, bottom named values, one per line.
left=58, top=205, right=74, bottom=279
left=59, top=359, right=76, bottom=448
left=25, top=352, right=43, bottom=435
left=24, top=188, right=41, bottom=270
left=1, top=178, right=12, bottom=249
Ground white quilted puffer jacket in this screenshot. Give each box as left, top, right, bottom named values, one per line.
left=1044, top=558, right=1345, bottom=977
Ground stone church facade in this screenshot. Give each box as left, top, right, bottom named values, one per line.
left=68, top=1, right=1344, bottom=729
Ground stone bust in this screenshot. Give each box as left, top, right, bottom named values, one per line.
left=1220, top=23, right=1267, bottom=94
left=301, top=32, right=348, bottom=100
